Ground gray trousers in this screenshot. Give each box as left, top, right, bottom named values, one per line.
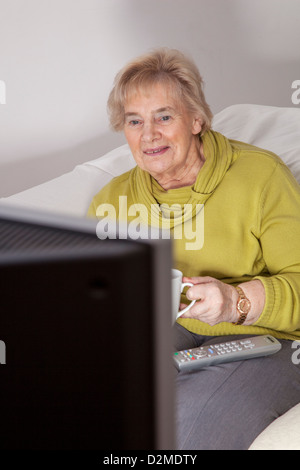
left=174, top=323, right=300, bottom=450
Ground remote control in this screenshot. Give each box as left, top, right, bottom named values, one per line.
left=173, top=335, right=282, bottom=372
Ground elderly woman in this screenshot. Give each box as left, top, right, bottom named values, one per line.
left=88, top=48, right=300, bottom=450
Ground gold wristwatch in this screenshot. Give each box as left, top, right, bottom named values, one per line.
left=232, top=286, right=251, bottom=325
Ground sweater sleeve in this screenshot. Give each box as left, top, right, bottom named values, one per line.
left=86, top=171, right=134, bottom=219
left=253, top=161, right=300, bottom=334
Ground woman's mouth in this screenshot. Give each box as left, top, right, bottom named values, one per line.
left=143, top=146, right=169, bottom=156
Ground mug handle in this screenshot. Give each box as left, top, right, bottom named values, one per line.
left=176, top=282, right=196, bottom=319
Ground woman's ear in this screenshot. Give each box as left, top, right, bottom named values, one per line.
left=192, top=116, right=203, bottom=135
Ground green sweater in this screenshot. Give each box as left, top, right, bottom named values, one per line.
left=88, top=131, right=300, bottom=341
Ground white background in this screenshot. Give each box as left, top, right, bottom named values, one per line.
left=0, top=0, right=299, bottom=196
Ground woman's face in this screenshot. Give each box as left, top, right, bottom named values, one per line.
left=123, top=82, right=203, bottom=189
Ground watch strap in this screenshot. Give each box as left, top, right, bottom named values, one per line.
left=232, top=286, right=251, bottom=325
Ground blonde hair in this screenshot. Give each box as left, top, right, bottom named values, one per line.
left=107, top=48, right=213, bottom=135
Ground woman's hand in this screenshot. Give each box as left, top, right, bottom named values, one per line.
left=180, top=276, right=265, bottom=326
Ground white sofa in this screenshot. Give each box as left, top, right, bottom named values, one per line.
left=1, top=104, right=300, bottom=450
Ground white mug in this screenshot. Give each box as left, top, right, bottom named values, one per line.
left=172, top=269, right=196, bottom=322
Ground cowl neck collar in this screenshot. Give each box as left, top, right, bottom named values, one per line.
left=129, top=130, right=235, bottom=228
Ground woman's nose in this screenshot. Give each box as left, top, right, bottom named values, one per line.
left=141, top=122, right=160, bottom=142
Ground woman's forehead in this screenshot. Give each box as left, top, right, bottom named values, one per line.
left=124, top=81, right=183, bottom=112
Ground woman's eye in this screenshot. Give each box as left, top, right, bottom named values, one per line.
left=129, top=120, right=141, bottom=126
left=159, top=115, right=172, bottom=122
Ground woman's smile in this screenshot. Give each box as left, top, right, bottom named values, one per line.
left=143, top=146, right=170, bottom=156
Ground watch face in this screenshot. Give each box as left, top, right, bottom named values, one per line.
left=238, top=298, right=251, bottom=314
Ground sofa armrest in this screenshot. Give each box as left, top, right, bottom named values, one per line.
left=249, top=404, right=300, bottom=450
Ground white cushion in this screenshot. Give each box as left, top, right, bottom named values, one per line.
left=212, top=104, right=300, bottom=183
left=249, top=404, right=300, bottom=450
left=1, top=104, right=300, bottom=217
left=0, top=144, right=135, bottom=217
